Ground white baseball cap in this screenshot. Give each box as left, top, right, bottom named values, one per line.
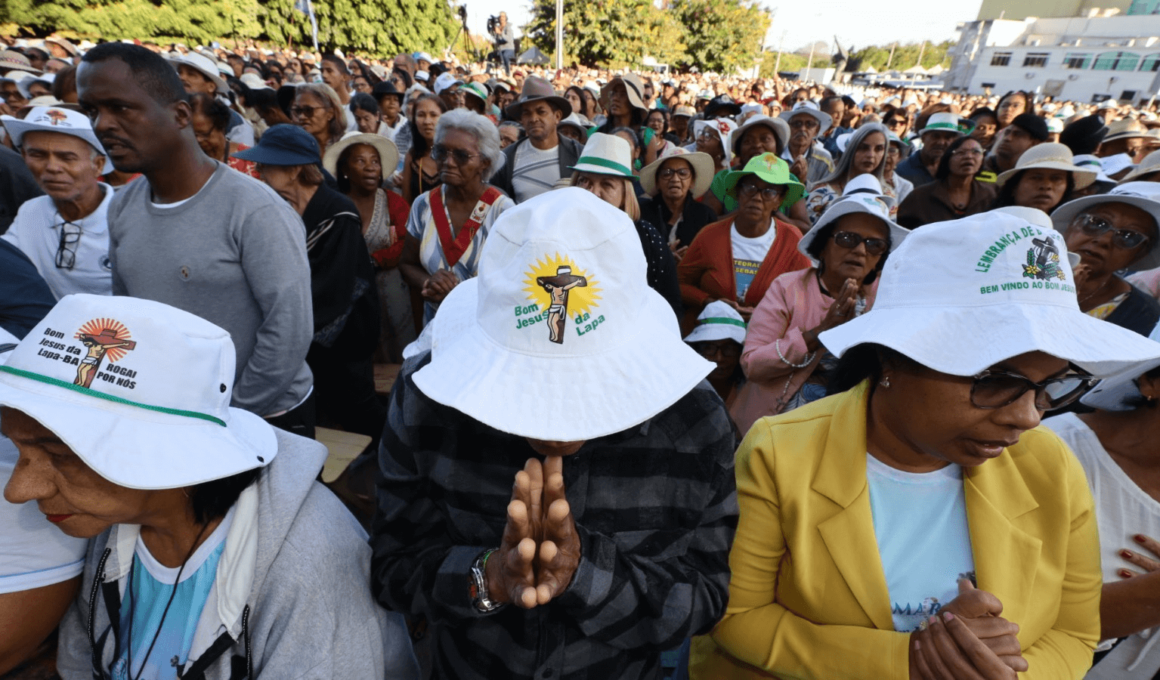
left=413, top=188, right=713, bottom=440
left=1, top=106, right=113, bottom=174
left=819, top=212, right=1160, bottom=378
left=683, top=301, right=746, bottom=345
left=0, top=295, right=277, bottom=490
left=1081, top=319, right=1160, bottom=411
left=434, top=72, right=461, bottom=95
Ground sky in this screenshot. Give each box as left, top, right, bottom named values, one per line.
left=461, top=0, right=986, bottom=54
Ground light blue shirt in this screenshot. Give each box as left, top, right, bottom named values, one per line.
left=866, top=454, right=976, bottom=632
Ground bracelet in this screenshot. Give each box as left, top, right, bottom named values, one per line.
left=470, top=548, right=505, bottom=613
left=776, top=338, right=815, bottom=369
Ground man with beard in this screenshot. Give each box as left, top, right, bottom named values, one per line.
left=895, top=112, right=966, bottom=187
left=77, top=42, right=316, bottom=437
left=492, top=77, right=582, bottom=204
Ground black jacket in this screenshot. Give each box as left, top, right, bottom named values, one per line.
left=638, top=195, right=718, bottom=250
left=1107, top=282, right=1160, bottom=337
left=635, top=219, right=683, bottom=320
left=0, top=145, right=42, bottom=234
left=492, top=133, right=584, bottom=202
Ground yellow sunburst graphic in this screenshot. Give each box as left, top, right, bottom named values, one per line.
left=75, top=318, right=133, bottom=362
left=521, top=253, right=602, bottom=316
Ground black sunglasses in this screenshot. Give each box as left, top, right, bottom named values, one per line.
left=431, top=145, right=477, bottom=165
left=970, top=369, right=1095, bottom=411
left=1071, top=213, right=1150, bottom=250
left=832, top=231, right=888, bottom=256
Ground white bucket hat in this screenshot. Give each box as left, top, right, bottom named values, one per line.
left=570, top=132, right=635, bottom=179
left=322, top=130, right=400, bottom=179
left=1050, top=182, right=1160, bottom=271
left=0, top=295, right=277, bottom=490
left=413, top=188, right=714, bottom=440
left=639, top=146, right=715, bottom=199
left=1081, top=319, right=1160, bottom=411
left=1, top=106, right=113, bottom=174
left=693, top=117, right=738, bottom=166
left=168, top=52, right=228, bottom=94
left=819, top=212, right=1160, bottom=378
left=434, top=72, right=461, bottom=95
left=1121, top=149, right=1160, bottom=182
left=683, top=300, right=746, bottom=345
left=996, top=142, right=1096, bottom=190
left=780, top=101, right=833, bottom=137
left=797, top=175, right=909, bottom=261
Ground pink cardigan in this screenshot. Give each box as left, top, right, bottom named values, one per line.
left=730, top=268, right=878, bottom=435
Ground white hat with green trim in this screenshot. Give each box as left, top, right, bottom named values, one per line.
left=569, top=132, right=635, bottom=179
left=918, top=112, right=968, bottom=137
left=0, top=294, right=277, bottom=490
left=683, top=301, right=746, bottom=345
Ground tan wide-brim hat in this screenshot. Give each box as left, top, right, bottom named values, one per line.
left=1104, top=118, right=1150, bottom=143
left=322, top=130, right=400, bottom=179
left=600, top=73, right=648, bottom=114
left=1122, top=148, right=1160, bottom=182
left=996, top=142, right=1097, bottom=190
left=639, top=148, right=715, bottom=199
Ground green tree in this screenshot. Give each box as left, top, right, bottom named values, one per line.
left=261, top=0, right=458, bottom=56
left=671, top=0, right=769, bottom=74
left=3, top=0, right=263, bottom=43
left=526, top=0, right=664, bottom=68
left=850, top=40, right=953, bottom=72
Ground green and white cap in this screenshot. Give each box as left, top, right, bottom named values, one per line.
left=570, top=132, right=635, bottom=179
left=919, top=112, right=968, bottom=137
left=819, top=212, right=1160, bottom=378
left=0, top=294, right=277, bottom=490
left=683, top=301, right=747, bottom=345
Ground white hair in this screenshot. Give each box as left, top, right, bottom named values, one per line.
left=434, top=109, right=505, bottom=181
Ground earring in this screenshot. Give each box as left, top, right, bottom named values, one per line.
left=879, top=376, right=891, bottom=388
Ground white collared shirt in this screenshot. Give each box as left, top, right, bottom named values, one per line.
left=2, top=182, right=115, bottom=300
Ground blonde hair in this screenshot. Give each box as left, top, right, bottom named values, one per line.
left=570, top=171, right=640, bottom=221
left=296, top=83, right=347, bottom=146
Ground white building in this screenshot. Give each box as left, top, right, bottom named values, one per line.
left=944, top=11, right=1160, bottom=104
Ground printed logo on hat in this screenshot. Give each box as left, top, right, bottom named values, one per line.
left=974, top=223, right=1076, bottom=297
left=44, top=109, right=69, bottom=127
left=73, top=319, right=137, bottom=389
left=517, top=255, right=603, bottom=343
left=1022, top=236, right=1067, bottom=282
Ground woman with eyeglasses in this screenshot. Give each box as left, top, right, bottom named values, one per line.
left=805, top=123, right=892, bottom=227
left=1050, top=183, right=1160, bottom=336
left=730, top=177, right=907, bottom=433
left=290, top=83, right=347, bottom=158
left=898, top=136, right=996, bottom=229
left=995, top=91, right=1036, bottom=131
left=679, top=153, right=811, bottom=331
left=639, top=148, right=719, bottom=263
left=399, top=109, right=513, bottom=325
left=690, top=209, right=1160, bottom=680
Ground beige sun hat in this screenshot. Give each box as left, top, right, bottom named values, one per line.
left=322, top=130, right=400, bottom=178
left=1121, top=149, right=1160, bottom=182
left=1104, top=117, right=1150, bottom=144
left=600, top=73, right=648, bottom=113
left=996, top=142, right=1097, bottom=190
left=639, top=147, right=715, bottom=199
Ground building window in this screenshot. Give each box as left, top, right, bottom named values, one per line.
left=1023, top=53, right=1049, bottom=67
left=1129, top=0, right=1160, bottom=15
left=1142, top=53, right=1160, bottom=71
left=1063, top=53, right=1091, bottom=69
left=1093, top=51, right=1141, bottom=71
left=991, top=52, right=1012, bottom=66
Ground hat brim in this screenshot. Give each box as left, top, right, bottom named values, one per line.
left=600, top=77, right=648, bottom=113
left=413, top=279, right=714, bottom=441
left=1051, top=195, right=1160, bottom=270
left=996, top=162, right=1097, bottom=190
left=779, top=109, right=832, bottom=137
left=731, top=118, right=789, bottom=158
left=797, top=200, right=909, bottom=261
left=0, top=371, right=277, bottom=490
left=683, top=324, right=745, bottom=345
left=721, top=168, right=805, bottom=207
left=1121, top=163, right=1160, bottom=183
left=504, top=95, right=572, bottom=121
left=1081, top=356, right=1160, bottom=411
left=1, top=114, right=114, bottom=174
left=819, top=300, right=1160, bottom=380
left=1104, top=131, right=1150, bottom=143
left=322, top=133, right=399, bottom=178
left=639, top=152, right=715, bottom=199
left=168, top=56, right=228, bottom=94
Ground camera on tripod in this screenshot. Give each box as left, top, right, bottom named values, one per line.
left=487, top=14, right=500, bottom=34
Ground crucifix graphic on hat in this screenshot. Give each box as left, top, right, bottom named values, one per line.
left=537, top=266, right=587, bottom=344
left=74, top=319, right=136, bottom=388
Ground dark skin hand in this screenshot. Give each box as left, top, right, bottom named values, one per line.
left=911, top=611, right=1019, bottom=680
left=803, top=278, right=858, bottom=353
left=1102, top=531, right=1160, bottom=639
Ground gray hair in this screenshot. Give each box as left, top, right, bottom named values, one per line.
left=816, top=122, right=889, bottom=188
left=435, top=109, right=505, bottom=181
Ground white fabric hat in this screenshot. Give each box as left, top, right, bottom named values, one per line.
left=683, top=300, right=747, bottom=345
left=434, top=72, right=460, bottom=95
left=239, top=72, right=271, bottom=91
left=413, top=188, right=714, bottom=440
left=780, top=101, right=832, bottom=137
left=570, top=132, right=635, bottom=178
left=996, top=142, right=1096, bottom=190
left=16, top=73, right=52, bottom=100
left=0, top=295, right=277, bottom=490
left=168, top=52, right=227, bottom=94
left=1081, top=320, right=1160, bottom=410
left=819, top=212, right=1160, bottom=378
left=694, top=117, right=738, bottom=166
left=918, top=112, right=966, bottom=137
left=1050, top=182, right=1160, bottom=271
left=1101, top=153, right=1136, bottom=177
left=798, top=175, right=909, bottom=261
left=1072, top=154, right=1114, bottom=184
left=1, top=107, right=113, bottom=174
left=992, top=206, right=1081, bottom=268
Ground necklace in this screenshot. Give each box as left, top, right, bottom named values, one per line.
left=123, top=522, right=210, bottom=680
left=1078, top=277, right=1117, bottom=307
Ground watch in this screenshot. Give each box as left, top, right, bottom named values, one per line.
left=469, top=548, right=505, bottom=613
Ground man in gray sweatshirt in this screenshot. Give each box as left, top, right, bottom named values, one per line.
left=77, top=43, right=315, bottom=435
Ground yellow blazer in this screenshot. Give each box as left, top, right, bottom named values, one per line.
left=690, top=381, right=1101, bottom=680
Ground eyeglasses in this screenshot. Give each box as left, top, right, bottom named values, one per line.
left=970, top=369, right=1095, bottom=410
left=658, top=167, right=692, bottom=180
left=697, top=127, right=719, bottom=139
left=431, top=145, right=477, bottom=165
left=290, top=105, right=320, bottom=119
left=885, top=119, right=907, bottom=128
left=832, top=231, right=888, bottom=256
left=54, top=220, right=82, bottom=270
left=1071, top=213, right=1151, bottom=250
left=789, top=118, right=819, bottom=131
left=951, top=147, right=984, bottom=157
left=737, top=182, right=783, bottom=201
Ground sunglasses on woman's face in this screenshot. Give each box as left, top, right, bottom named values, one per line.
left=1071, top=213, right=1150, bottom=250
left=970, top=369, right=1095, bottom=411
left=290, top=105, right=320, bottom=119
left=832, top=230, right=888, bottom=256
left=431, top=145, right=477, bottom=165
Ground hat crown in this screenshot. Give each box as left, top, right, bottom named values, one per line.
left=1015, top=142, right=1073, bottom=168
left=575, top=133, right=634, bottom=176
left=518, top=76, right=554, bottom=101
left=4, top=294, right=236, bottom=425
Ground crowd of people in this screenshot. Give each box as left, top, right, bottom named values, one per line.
left=5, top=30, right=1160, bottom=680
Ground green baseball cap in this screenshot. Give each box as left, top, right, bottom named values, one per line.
left=721, top=152, right=805, bottom=206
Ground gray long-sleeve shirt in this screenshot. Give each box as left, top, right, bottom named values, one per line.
left=107, top=163, right=313, bottom=416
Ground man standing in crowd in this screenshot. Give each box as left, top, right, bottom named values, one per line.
left=77, top=43, right=316, bottom=436
left=168, top=51, right=255, bottom=145
left=435, top=72, right=464, bottom=111
left=0, top=107, right=114, bottom=299
left=819, top=95, right=850, bottom=158
left=780, top=101, right=834, bottom=186
left=983, top=112, right=1047, bottom=178
left=372, top=190, right=737, bottom=680
left=320, top=53, right=352, bottom=107
left=895, top=112, right=965, bottom=187
left=492, top=76, right=582, bottom=203
left=492, top=12, right=516, bottom=76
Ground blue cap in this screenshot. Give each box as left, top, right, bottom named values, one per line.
left=232, top=124, right=320, bottom=166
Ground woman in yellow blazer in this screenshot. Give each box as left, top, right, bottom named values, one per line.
left=690, top=209, right=1160, bottom=680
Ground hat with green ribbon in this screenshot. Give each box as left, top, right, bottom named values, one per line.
left=919, top=112, right=970, bottom=137
left=570, top=132, right=635, bottom=179
left=720, top=152, right=806, bottom=207
left=462, top=81, right=489, bottom=106
left=683, top=300, right=747, bottom=345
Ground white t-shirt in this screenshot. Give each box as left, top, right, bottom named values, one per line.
left=730, top=222, right=776, bottom=302
left=2, top=184, right=116, bottom=300
left=511, top=141, right=561, bottom=204
left=866, top=453, right=976, bottom=632
left=1045, top=413, right=1160, bottom=679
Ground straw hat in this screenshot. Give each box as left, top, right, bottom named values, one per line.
left=639, top=147, right=715, bottom=199
left=996, top=143, right=1096, bottom=190
left=1104, top=118, right=1149, bottom=143
left=0, top=50, right=40, bottom=75
left=1121, top=149, right=1160, bottom=182
left=671, top=105, right=696, bottom=119
left=570, top=132, right=635, bottom=179
left=322, top=130, right=399, bottom=179
left=683, top=300, right=746, bottom=345
left=600, top=73, right=648, bottom=114
left=797, top=175, right=909, bottom=261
